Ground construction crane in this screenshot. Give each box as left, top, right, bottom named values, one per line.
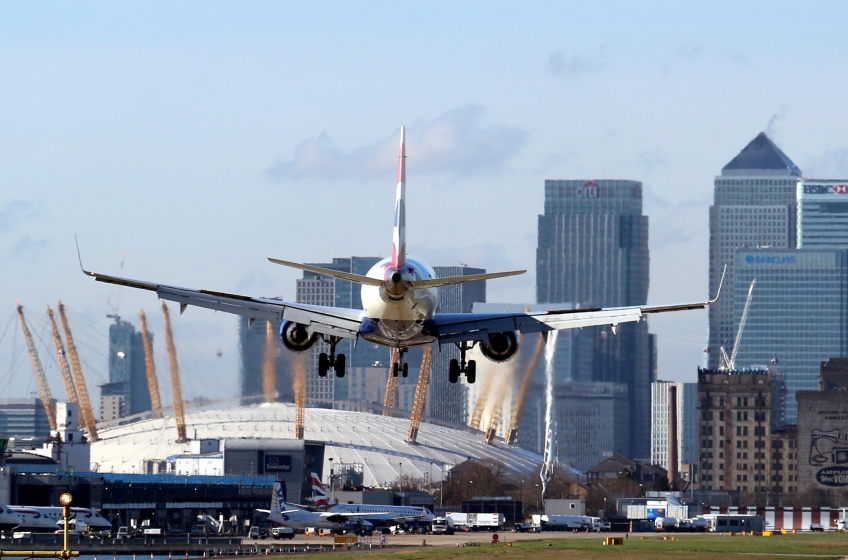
left=58, top=302, right=99, bottom=441
left=293, top=354, right=306, bottom=439
left=17, top=304, right=57, bottom=431
left=382, top=348, right=399, bottom=416
left=720, top=278, right=757, bottom=371
left=406, top=345, right=432, bottom=443
left=505, top=335, right=544, bottom=444
left=469, top=380, right=494, bottom=431
left=483, top=406, right=502, bottom=445
left=263, top=321, right=276, bottom=403
left=138, top=310, right=163, bottom=419
left=46, top=306, right=79, bottom=405
left=161, top=302, right=188, bottom=442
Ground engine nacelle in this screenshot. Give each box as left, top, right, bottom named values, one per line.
left=479, top=331, right=519, bottom=362
left=279, top=321, right=320, bottom=352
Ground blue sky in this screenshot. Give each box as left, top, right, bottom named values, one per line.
left=2, top=2, right=847, bottom=405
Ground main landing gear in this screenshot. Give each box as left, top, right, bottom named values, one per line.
left=318, top=336, right=346, bottom=378
left=391, top=348, right=409, bottom=378
left=449, top=341, right=476, bottom=384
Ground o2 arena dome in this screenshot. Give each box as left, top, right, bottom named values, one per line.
left=91, top=403, right=543, bottom=485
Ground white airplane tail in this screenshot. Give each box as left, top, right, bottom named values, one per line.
left=392, top=126, right=407, bottom=269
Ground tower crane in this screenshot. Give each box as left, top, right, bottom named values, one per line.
left=720, top=278, right=756, bottom=371
left=46, top=306, right=79, bottom=405
left=161, top=302, right=188, bottom=442
left=138, top=310, right=163, bottom=419
left=382, top=348, right=399, bottom=416
left=17, top=304, right=57, bottom=431
left=263, top=321, right=276, bottom=403
left=58, top=302, right=99, bottom=441
left=406, top=345, right=432, bottom=443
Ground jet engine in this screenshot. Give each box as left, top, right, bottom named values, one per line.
left=479, top=331, right=519, bottom=362
left=279, top=321, right=320, bottom=352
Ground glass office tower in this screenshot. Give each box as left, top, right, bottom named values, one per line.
left=797, top=180, right=848, bottom=248
left=732, top=248, right=848, bottom=422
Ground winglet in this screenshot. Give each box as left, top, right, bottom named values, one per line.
left=75, top=235, right=95, bottom=277
left=709, top=264, right=728, bottom=305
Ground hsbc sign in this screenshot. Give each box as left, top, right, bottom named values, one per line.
left=804, top=184, right=848, bottom=195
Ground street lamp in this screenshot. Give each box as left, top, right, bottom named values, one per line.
left=520, top=480, right=525, bottom=517
left=328, top=458, right=334, bottom=504
left=399, top=462, right=403, bottom=493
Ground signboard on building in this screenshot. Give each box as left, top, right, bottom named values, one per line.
left=264, top=454, right=292, bottom=473
left=797, top=392, right=848, bottom=489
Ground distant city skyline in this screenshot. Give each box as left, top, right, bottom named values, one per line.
left=3, top=2, right=848, bottom=405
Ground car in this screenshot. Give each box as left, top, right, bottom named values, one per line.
left=271, top=527, right=295, bottom=540
left=810, top=524, right=825, bottom=532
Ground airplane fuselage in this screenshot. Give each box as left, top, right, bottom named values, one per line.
left=270, top=509, right=372, bottom=532
left=359, top=256, right=438, bottom=347
left=10, top=506, right=111, bottom=532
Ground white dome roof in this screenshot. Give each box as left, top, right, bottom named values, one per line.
left=91, top=402, right=543, bottom=486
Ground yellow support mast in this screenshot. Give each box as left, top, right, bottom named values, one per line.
left=406, top=345, right=432, bottom=443
left=17, top=304, right=57, bottom=431
left=46, top=306, right=79, bottom=406
left=138, top=310, right=163, bottom=419
left=58, top=302, right=99, bottom=441
left=161, top=302, right=188, bottom=442
left=263, top=321, right=277, bottom=403
left=483, top=406, right=502, bottom=445
left=382, top=348, right=399, bottom=416
left=505, top=335, right=544, bottom=444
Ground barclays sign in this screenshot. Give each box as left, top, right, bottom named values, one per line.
left=744, top=255, right=796, bottom=264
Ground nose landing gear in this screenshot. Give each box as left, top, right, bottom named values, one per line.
left=449, top=341, right=477, bottom=384
left=318, top=336, right=347, bottom=378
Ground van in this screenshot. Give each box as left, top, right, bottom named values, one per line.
left=248, top=526, right=261, bottom=539
left=116, top=526, right=130, bottom=539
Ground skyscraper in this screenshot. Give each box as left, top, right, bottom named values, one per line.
left=732, top=248, right=848, bottom=422
left=650, top=380, right=697, bottom=471
left=100, top=317, right=152, bottom=418
left=797, top=180, right=848, bottom=248
left=237, top=315, right=294, bottom=406
left=429, top=266, right=486, bottom=425
left=296, top=257, right=386, bottom=406
left=536, top=179, right=653, bottom=459
left=707, top=133, right=801, bottom=368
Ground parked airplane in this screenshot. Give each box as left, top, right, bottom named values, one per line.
left=312, top=473, right=434, bottom=525
left=264, top=482, right=377, bottom=534
left=0, top=504, right=23, bottom=532
left=10, top=505, right=112, bottom=533
left=79, top=127, right=722, bottom=384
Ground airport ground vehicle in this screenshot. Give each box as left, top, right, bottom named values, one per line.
left=431, top=517, right=455, bottom=535
left=271, top=527, right=295, bottom=539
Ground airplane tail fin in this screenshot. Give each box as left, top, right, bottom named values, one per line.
left=392, top=126, right=406, bottom=269
left=271, top=482, right=286, bottom=512
left=311, top=472, right=330, bottom=509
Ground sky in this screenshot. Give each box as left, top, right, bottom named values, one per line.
left=2, top=1, right=848, bottom=408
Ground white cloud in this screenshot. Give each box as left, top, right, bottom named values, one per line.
left=805, top=148, right=848, bottom=179
left=0, top=201, right=42, bottom=234
left=546, top=49, right=603, bottom=78
left=266, top=105, right=526, bottom=182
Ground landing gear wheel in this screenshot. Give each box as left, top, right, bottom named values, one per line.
left=402, top=363, right=409, bottom=378
left=392, top=362, right=400, bottom=377
left=449, top=359, right=460, bottom=383
left=466, top=359, right=477, bottom=384
left=334, top=354, right=346, bottom=378
left=318, top=352, right=330, bottom=377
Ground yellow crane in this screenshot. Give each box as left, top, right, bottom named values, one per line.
left=406, top=345, right=432, bottom=443
left=46, top=306, right=79, bottom=406
left=469, top=379, right=494, bottom=431
left=292, top=353, right=306, bottom=440
left=505, top=335, right=544, bottom=444
left=58, top=302, right=99, bottom=441
left=161, top=302, right=188, bottom=442
left=483, top=406, right=502, bottom=445
left=138, top=310, right=163, bottom=419
left=17, top=304, right=57, bottom=431
left=263, top=321, right=276, bottom=403
left=382, top=348, right=399, bottom=416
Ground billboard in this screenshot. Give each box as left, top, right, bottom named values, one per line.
left=797, top=392, right=848, bottom=489
left=264, top=454, right=292, bottom=473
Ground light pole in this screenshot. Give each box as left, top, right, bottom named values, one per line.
left=399, top=462, right=403, bottom=494
left=439, top=464, right=445, bottom=508
left=520, top=480, right=525, bottom=517
left=328, top=458, right=334, bottom=504
left=603, top=497, right=607, bottom=520
left=429, top=462, right=434, bottom=495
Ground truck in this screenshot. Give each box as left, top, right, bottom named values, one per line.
left=271, top=527, right=295, bottom=540
left=431, top=517, right=456, bottom=535
left=531, top=514, right=596, bottom=532
left=468, top=513, right=504, bottom=531
left=445, top=513, right=469, bottom=531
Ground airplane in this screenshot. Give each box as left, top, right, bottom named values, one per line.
left=9, top=505, right=112, bottom=533
left=0, top=504, right=23, bottom=532
left=312, top=473, right=434, bottom=526
left=78, top=127, right=723, bottom=384
left=264, top=482, right=378, bottom=534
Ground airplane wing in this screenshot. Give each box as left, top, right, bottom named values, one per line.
left=426, top=267, right=724, bottom=344
left=77, top=254, right=364, bottom=341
